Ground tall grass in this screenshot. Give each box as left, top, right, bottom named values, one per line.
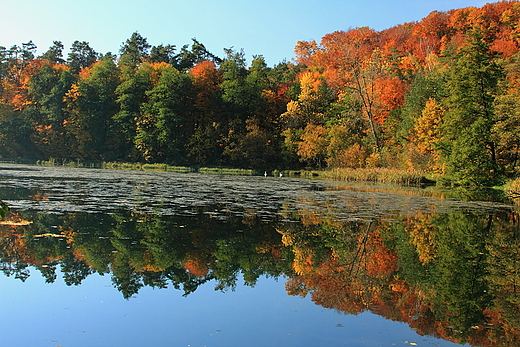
left=297, top=167, right=434, bottom=186
left=505, top=177, right=520, bottom=198
left=199, top=167, right=256, bottom=175
left=34, top=159, right=434, bottom=185
left=102, top=162, right=142, bottom=170
left=103, top=162, right=194, bottom=173
left=37, top=158, right=100, bottom=168
left=142, top=163, right=194, bottom=173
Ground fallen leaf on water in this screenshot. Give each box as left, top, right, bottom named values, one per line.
left=33, top=233, right=64, bottom=238
left=0, top=219, right=32, bottom=226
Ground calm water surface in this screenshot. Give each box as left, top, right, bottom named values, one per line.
left=0, top=163, right=518, bottom=347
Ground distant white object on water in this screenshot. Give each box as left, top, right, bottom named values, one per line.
left=264, top=171, right=267, bottom=177
left=279, top=172, right=283, bottom=177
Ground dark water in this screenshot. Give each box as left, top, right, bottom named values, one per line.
left=0, top=163, right=518, bottom=347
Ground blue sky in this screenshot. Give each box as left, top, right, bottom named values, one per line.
left=2, top=0, right=490, bottom=66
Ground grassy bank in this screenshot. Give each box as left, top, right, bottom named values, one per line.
left=34, top=158, right=442, bottom=185
left=198, top=167, right=256, bottom=175
left=36, top=160, right=257, bottom=175
left=283, top=168, right=435, bottom=186
left=103, top=162, right=195, bottom=173
left=35, top=159, right=435, bottom=184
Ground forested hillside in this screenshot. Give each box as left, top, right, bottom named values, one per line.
left=2, top=1, right=520, bottom=184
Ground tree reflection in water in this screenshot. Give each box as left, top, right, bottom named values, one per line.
left=1, top=207, right=520, bottom=347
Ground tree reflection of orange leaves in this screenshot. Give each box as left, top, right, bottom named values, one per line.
left=0, top=227, right=33, bottom=262
left=184, top=258, right=209, bottom=278
left=310, top=276, right=366, bottom=315
left=389, top=278, right=408, bottom=293
left=380, top=289, right=445, bottom=339
left=480, top=309, right=520, bottom=346
left=140, top=251, right=164, bottom=272
left=141, top=263, right=164, bottom=272
left=269, top=245, right=283, bottom=260
left=287, top=273, right=366, bottom=315
left=466, top=326, right=501, bottom=347
left=32, top=194, right=49, bottom=201
left=277, top=228, right=298, bottom=247
left=285, top=277, right=309, bottom=297
left=74, top=247, right=109, bottom=270
left=255, top=244, right=270, bottom=254
left=0, top=212, right=35, bottom=254
left=296, top=198, right=324, bottom=226
left=31, top=193, right=49, bottom=201
left=365, top=230, right=398, bottom=278
left=287, top=256, right=368, bottom=314
left=255, top=243, right=283, bottom=262
left=299, top=210, right=323, bottom=226
left=72, top=248, right=85, bottom=260
left=293, top=247, right=315, bottom=275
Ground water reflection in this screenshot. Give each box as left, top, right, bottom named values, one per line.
left=2, top=208, right=520, bottom=346
left=1, top=164, right=519, bottom=346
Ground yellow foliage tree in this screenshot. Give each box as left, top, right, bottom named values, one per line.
left=281, top=71, right=325, bottom=128
left=297, top=123, right=328, bottom=167
left=413, top=98, right=444, bottom=155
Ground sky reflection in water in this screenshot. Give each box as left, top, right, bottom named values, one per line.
left=0, top=269, right=464, bottom=347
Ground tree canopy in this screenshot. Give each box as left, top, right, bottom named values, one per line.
left=2, top=2, right=520, bottom=184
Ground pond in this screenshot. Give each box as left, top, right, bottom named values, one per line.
left=0, top=163, right=518, bottom=347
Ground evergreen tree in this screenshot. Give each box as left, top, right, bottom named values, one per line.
left=438, top=30, right=503, bottom=185
left=119, top=31, right=151, bottom=67
left=67, top=41, right=100, bottom=74
left=40, top=41, right=65, bottom=64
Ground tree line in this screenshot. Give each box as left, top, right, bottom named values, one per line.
left=2, top=1, right=520, bottom=184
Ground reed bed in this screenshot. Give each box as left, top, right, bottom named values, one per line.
left=301, top=168, right=434, bottom=186
left=37, top=159, right=100, bottom=168
left=101, top=162, right=142, bottom=170
left=505, top=177, right=520, bottom=198
left=198, top=167, right=256, bottom=175
left=141, top=163, right=194, bottom=172
left=102, top=162, right=194, bottom=172
left=35, top=159, right=433, bottom=185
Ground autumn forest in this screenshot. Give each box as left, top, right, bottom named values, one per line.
left=2, top=1, right=520, bottom=185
